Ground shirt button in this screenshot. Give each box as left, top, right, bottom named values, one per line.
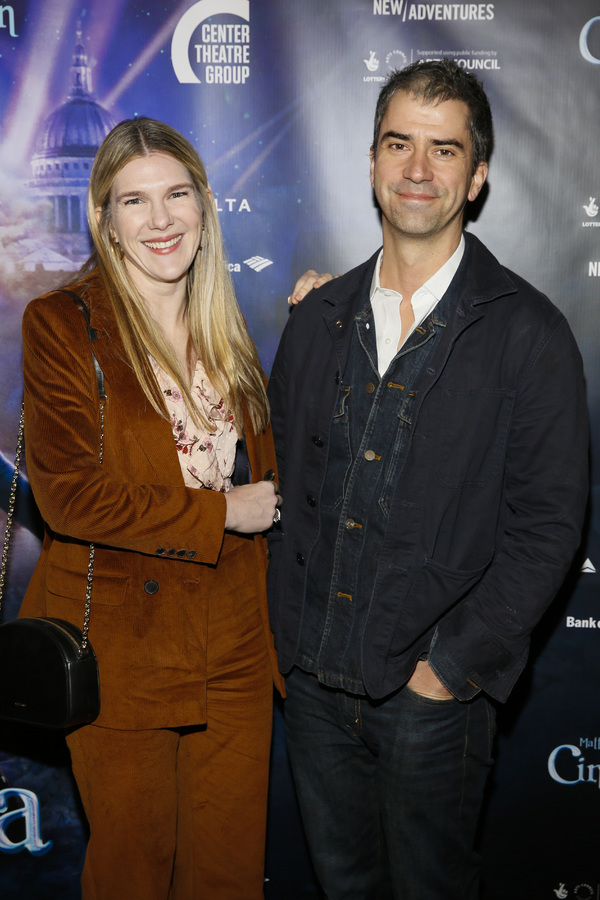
left=296, top=553, right=305, bottom=566
left=366, top=382, right=375, bottom=394
left=385, top=338, right=391, bottom=344
left=144, top=580, right=159, bottom=595
left=364, top=450, right=376, bottom=461
left=187, top=550, right=196, bottom=559
left=156, top=547, right=165, bottom=556
left=306, top=495, right=316, bottom=507
left=176, top=549, right=186, bottom=558
left=312, top=435, right=324, bottom=447
left=166, top=548, right=176, bottom=557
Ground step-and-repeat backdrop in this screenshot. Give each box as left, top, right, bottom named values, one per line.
left=1, top=2, right=599, bottom=898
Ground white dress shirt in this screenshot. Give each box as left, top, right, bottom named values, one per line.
left=369, top=236, right=465, bottom=376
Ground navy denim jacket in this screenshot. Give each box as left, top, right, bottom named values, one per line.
left=267, top=233, right=589, bottom=703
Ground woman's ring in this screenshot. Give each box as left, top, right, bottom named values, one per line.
left=273, top=508, right=281, bottom=524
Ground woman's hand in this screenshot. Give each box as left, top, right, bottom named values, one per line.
left=225, top=480, right=282, bottom=533
left=288, top=270, right=335, bottom=306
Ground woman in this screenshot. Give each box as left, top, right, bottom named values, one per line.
left=20, top=118, right=284, bottom=900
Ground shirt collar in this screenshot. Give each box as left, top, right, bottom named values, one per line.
left=370, top=234, right=466, bottom=312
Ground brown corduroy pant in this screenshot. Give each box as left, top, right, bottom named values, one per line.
left=66, top=580, right=273, bottom=900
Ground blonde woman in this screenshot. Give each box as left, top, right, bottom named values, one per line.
left=21, top=118, right=284, bottom=900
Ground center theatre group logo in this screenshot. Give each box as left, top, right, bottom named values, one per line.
left=580, top=16, right=600, bottom=64
left=172, top=0, right=250, bottom=84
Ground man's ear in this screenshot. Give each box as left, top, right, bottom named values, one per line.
left=369, top=145, right=375, bottom=189
left=468, top=161, right=488, bottom=203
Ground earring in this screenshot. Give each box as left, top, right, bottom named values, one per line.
left=199, top=224, right=206, bottom=253
left=114, top=241, right=124, bottom=261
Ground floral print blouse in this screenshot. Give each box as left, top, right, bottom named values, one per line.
left=152, top=358, right=238, bottom=492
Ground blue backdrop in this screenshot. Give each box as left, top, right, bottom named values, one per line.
left=1, top=2, right=599, bottom=897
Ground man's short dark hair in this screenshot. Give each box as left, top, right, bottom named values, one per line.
left=372, top=59, right=494, bottom=172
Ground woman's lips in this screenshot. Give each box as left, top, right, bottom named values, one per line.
left=142, top=234, right=183, bottom=252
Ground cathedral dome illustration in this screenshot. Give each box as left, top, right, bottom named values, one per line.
left=30, top=25, right=116, bottom=236
left=35, top=96, right=115, bottom=161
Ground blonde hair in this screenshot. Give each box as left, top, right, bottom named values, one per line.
left=80, top=117, right=269, bottom=434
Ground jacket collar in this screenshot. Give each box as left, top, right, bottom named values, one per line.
left=66, top=270, right=187, bottom=485
left=317, top=231, right=518, bottom=314
left=315, top=232, right=518, bottom=374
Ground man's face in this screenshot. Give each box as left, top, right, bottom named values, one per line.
left=370, top=91, right=488, bottom=247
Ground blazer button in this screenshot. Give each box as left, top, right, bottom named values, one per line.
left=176, top=549, right=186, bottom=558
left=167, top=548, right=176, bottom=557
left=144, top=580, right=159, bottom=595
left=156, top=547, right=166, bottom=556
left=186, top=550, right=196, bottom=559
left=296, top=553, right=305, bottom=566
left=306, top=495, right=316, bottom=507
left=312, top=435, right=324, bottom=447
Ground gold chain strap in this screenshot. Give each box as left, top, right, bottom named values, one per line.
left=0, top=395, right=105, bottom=656
left=0, top=403, right=25, bottom=612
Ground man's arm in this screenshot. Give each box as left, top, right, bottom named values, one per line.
left=428, top=315, right=589, bottom=702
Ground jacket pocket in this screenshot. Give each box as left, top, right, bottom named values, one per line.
left=387, top=554, right=492, bottom=658
left=437, top=388, right=515, bottom=487
left=46, top=561, right=128, bottom=607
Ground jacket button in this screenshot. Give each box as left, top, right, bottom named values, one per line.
left=335, top=320, right=343, bottom=329
left=366, top=382, right=375, bottom=394
left=187, top=550, right=196, bottom=559
left=144, top=580, right=159, bottom=595
left=167, top=548, right=176, bottom=557
left=176, top=549, right=186, bottom=558
left=312, top=435, right=324, bottom=447
left=156, top=547, right=165, bottom=555
left=335, top=372, right=340, bottom=384
left=307, top=495, right=316, bottom=507
left=296, top=553, right=305, bottom=566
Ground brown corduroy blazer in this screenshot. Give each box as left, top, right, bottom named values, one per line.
left=20, top=273, right=284, bottom=730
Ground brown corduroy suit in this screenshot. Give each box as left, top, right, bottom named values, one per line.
left=20, top=274, right=285, bottom=900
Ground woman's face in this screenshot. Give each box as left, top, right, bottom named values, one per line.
left=106, top=152, right=204, bottom=298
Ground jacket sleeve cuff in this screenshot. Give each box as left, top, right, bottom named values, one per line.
left=427, top=627, right=486, bottom=702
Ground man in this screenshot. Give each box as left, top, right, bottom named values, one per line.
left=267, top=59, right=589, bottom=899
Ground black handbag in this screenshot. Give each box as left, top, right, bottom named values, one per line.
left=0, top=292, right=103, bottom=728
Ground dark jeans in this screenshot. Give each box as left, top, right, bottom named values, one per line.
left=284, top=667, right=495, bottom=900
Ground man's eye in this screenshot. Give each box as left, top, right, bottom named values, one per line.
left=123, top=198, right=142, bottom=205
left=171, top=191, right=188, bottom=199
